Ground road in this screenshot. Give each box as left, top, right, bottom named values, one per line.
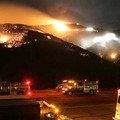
left=0, top=89, right=118, bottom=120
left=32, top=89, right=117, bottom=120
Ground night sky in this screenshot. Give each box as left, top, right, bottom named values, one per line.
left=0, top=0, right=120, bottom=29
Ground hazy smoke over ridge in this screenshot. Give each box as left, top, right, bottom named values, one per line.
left=0, top=3, right=56, bottom=25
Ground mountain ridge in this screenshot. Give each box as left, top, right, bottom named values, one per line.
left=0, top=24, right=119, bottom=89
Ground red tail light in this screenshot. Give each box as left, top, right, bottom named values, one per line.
left=96, top=81, right=99, bottom=84
left=27, top=91, right=32, bottom=96
left=26, top=81, right=30, bottom=85
left=84, top=79, right=87, bottom=82
left=96, top=90, right=99, bottom=93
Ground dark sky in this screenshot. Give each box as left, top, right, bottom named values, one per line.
left=0, top=0, right=120, bottom=29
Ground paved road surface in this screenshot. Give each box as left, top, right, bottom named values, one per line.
left=33, top=89, right=117, bottom=120
left=0, top=89, right=117, bottom=120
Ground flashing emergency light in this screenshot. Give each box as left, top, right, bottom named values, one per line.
left=68, top=80, right=72, bottom=83
left=96, top=90, right=99, bottom=93
left=84, top=79, right=87, bottom=82
left=68, top=86, right=72, bottom=89
left=74, top=83, right=77, bottom=86
left=27, top=91, right=31, bottom=96
left=96, top=81, right=99, bottom=84
left=26, top=81, right=30, bottom=85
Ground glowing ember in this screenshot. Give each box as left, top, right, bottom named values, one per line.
left=110, top=52, right=118, bottom=59
left=5, top=33, right=25, bottom=48
left=0, top=32, right=26, bottom=48
left=0, top=34, right=11, bottom=43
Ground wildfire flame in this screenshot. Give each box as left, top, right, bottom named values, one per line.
left=0, top=34, right=11, bottom=43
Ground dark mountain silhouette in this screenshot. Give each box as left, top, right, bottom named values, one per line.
left=0, top=24, right=120, bottom=89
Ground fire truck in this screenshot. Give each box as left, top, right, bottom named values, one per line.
left=11, top=81, right=31, bottom=95
left=0, top=81, right=11, bottom=95
left=62, top=79, right=99, bottom=96
left=56, top=80, right=77, bottom=92
left=0, top=81, right=31, bottom=95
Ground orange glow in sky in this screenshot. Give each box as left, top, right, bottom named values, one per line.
left=0, top=3, right=58, bottom=25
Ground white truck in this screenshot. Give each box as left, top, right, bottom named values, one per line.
left=62, top=80, right=99, bottom=96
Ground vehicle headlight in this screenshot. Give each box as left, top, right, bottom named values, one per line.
left=68, top=86, right=72, bottom=89
left=65, top=88, right=68, bottom=91
left=45, top=112, right=57, bottom=119
left=54, top=108, right=59, bottom=113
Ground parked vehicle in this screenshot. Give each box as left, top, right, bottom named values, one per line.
left=56, top=80, right=77, bottom=92
left=0, top=81, right=31, bottom=95
left=11, top=81, right=31, bottom=95
left=56, top=84, right=65, bottom=92
left=0, top=81, right=11, bottom=95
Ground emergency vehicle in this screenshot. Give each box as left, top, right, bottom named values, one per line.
left=0, top=81, right=11, bottom=95
left=62, top=79, right=99, bottom=96
left=11, top=81, right=31, bottom=95
left=113, top=89, right=120, bottom=120
left=56, top=80, right=77, bottom=92
left=0, top=81, right=31, bottom=95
